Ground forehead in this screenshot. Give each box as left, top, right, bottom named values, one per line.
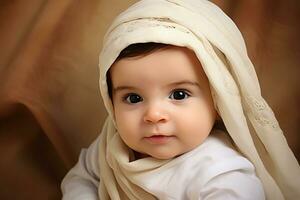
left=110, top=46, right=208, bottom=85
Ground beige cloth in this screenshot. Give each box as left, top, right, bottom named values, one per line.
left=97, top=0, right=300, bottom=199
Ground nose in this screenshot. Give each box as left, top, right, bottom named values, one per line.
left=143, top=103, right=169, bottom=124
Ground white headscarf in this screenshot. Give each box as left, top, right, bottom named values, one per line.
left=98, top=0, right=300, bottom=199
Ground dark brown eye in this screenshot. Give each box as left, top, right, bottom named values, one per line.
left=169, top=90, right=190, bottom=100
left=125, top=94, right=143, bottom=104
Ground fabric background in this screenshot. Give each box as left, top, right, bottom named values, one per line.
left=0, top=0, right=299, bottom=199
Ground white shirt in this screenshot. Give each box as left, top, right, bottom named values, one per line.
left=61, top=132, right=265, bottom=200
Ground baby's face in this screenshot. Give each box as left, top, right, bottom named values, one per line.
left=110, top=46, right=216, bottom=159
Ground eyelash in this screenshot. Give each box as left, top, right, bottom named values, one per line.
left=121, top=89, right=191, bottom=104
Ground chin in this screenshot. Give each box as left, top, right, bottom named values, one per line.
left=150, top=152, right=178, bottom=160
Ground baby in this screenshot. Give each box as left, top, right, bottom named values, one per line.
left=61, top=1, right=300, bottom=200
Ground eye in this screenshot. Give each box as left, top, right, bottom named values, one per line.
left=124, top=93, right=143, bottom=104
left=169, top=90, right=190, bottom=100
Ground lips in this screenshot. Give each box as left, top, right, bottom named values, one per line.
left=144, top=135, right=175, bottom=144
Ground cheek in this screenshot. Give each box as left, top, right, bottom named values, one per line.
left=114, top=109, right=140, bottom=135
left=114, top=110, right=142, bottom=149
left=177, top=102, right=216, bottom=133
left=177, top=113, right=212, bottom=148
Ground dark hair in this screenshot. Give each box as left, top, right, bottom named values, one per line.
left=107, top=43, right=169, bottom=100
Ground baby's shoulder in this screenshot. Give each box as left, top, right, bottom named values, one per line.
left=181, top=129, right=256, bottom=183
left=183, top=130, right=264, bottom=199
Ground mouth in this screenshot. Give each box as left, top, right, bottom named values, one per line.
left=144, top=135, right=175, bottom=144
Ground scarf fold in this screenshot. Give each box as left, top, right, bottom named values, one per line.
left=98, top=0, right=300, bottom=199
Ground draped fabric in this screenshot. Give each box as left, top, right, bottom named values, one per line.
left=0, top=0, right=299, bottom=199
left=97, top=1, right=300, bottom=199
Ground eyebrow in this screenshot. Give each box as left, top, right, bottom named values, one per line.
left=113, top=86, right=137, bottom=94
left=113, top=80, right=200, bottom=94
left=167, top=80, right=200, bottom=88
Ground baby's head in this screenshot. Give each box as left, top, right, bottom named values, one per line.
left=107, top=43, right=217, bottom=159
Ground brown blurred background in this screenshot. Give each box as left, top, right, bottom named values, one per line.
left=0, top=0, right=299, bottom=199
